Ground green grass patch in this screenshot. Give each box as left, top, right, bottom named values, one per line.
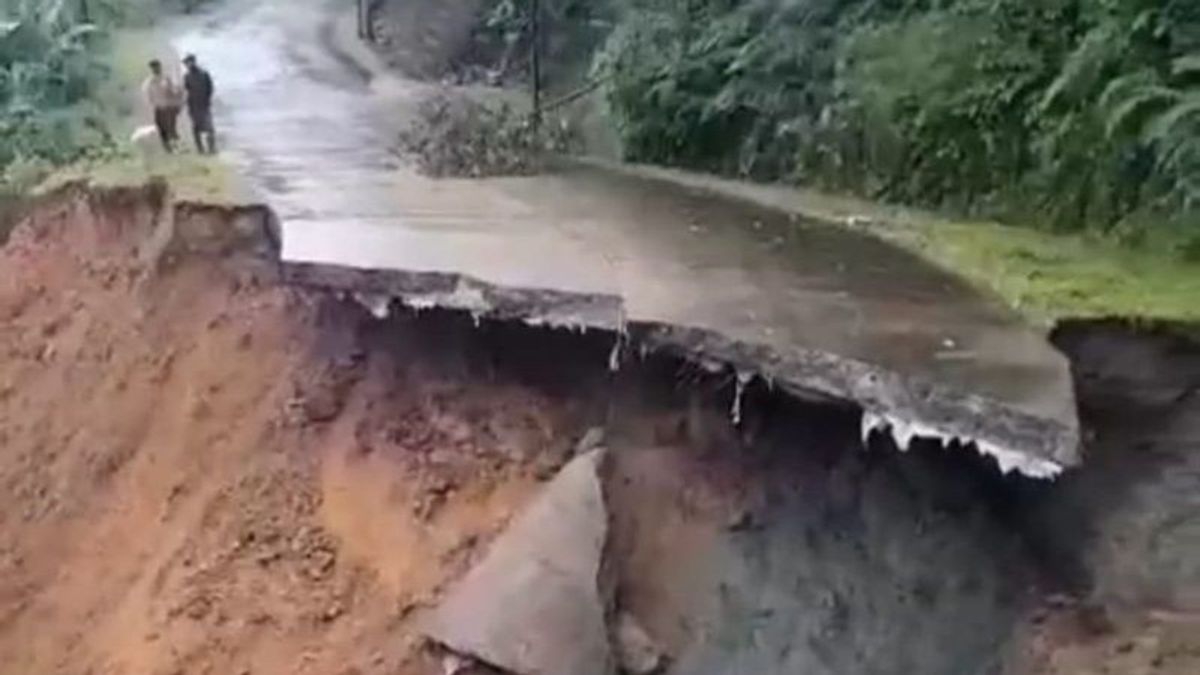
left=589, top=161, right=1200, bottom=326
left=887, top=218, right=1200, bottom=326
left=40, top=150, right=252, bottom=204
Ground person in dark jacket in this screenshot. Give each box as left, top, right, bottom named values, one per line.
left=182, top=54, right=217, bottom=155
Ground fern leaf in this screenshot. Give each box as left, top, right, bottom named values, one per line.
left=1039, top=26, right=1121, bottom=112
left=1104, top=86, right=1182, bottom=139
left=1098, top=69, right=1157, bottom=112
left=1143, top=94, right=1200, bottom=145
left=1172, top=54, right=1200, bottom=79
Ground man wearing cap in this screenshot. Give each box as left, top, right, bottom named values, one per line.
left=183, top=54, right=217, bottom=155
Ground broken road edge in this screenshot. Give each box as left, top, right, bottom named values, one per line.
left=282, top=261, right=1080, bottom=480
left=18, top=179, right=1077, bottom=479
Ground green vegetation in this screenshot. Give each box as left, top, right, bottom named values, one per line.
left=465, top=0, right=1200, bottom=320
left=40, top=147, right=249, bottom=203
left=3, top=0, right=1195, bottom=323
left=888, top=217, right=1200, bottom=324
left=666, top=171, right=1200, bottom=322
left=578, top=0, right=1200, bottom=255
left=1, top=0, right=112, bottom=192
left=479, top=0, right=612, bottom=85
left=1, top=0, right=222, bottom=211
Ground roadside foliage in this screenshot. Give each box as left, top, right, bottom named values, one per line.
left=0, top=0, right=208, bottom=201
left=1, top=0, right=109, bottom=191
left=580, top=0, right=1200, bottom=253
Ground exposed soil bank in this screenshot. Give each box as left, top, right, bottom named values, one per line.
left=0, top=184, right=551, bottom=673
left=1025, top=321, right=1200, bottom=610
left=1012, top=320, right=1200, bottom=674
left=0, top=185, right=1197, bottom=673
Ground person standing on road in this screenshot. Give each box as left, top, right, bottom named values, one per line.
left=142, top=59, right=183, bottom=153
left=183, top=54, right=218, bottom=155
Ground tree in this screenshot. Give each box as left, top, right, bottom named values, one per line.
left=588, top=0, right=1199, bottom=240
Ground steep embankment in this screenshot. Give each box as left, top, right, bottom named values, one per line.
left=0, top=185, right=557, bottom=674
left=1011, top=320, right=1200, bottom=674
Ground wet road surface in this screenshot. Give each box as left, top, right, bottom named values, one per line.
left=175, top=0, right=1078, bottom=473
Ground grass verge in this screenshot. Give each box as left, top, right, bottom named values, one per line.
left=594, top=161, right=1200, bottom=326
left=878, top=218, right=1200, bottom=326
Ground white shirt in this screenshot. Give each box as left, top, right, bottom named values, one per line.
left=142, top=74, right=181, bottom=110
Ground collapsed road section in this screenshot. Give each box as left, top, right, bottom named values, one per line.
left=5, top=182, right=1197, bottom=675
left=281, top=161, right=1080, bottom=479
left=169, top=0, right=1078, bottom=478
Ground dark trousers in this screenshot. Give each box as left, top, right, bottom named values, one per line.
left=153, top=107, right=180, bottom=152
left=188, top=106, right=217, bottom=155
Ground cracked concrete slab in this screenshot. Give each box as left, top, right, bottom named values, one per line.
left=423, top=450, right=614, bottom=675
left=176, top=0, right=1080, bottom=477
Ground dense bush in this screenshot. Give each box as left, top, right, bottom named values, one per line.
left=1, top=0, right=112, bottom=177
left=397, top=93, right=575, bottom=177
left=591, top=0, right=1200, bottom=243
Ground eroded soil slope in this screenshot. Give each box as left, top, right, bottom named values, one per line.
left=0, top=188, right=564, bottom=674
left=2, top=185, right=1199, bottom=675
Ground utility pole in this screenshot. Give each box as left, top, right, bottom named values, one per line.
left=530, top=0, right=542, bottom=126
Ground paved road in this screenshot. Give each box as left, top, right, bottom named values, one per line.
left=175, top=0, right=1078, bottom=475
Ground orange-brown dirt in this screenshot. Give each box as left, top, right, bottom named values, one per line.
left=0, top=188, right=566, bottom=675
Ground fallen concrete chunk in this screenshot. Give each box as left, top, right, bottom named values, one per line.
left=424, top=450, right=614, bottom=675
